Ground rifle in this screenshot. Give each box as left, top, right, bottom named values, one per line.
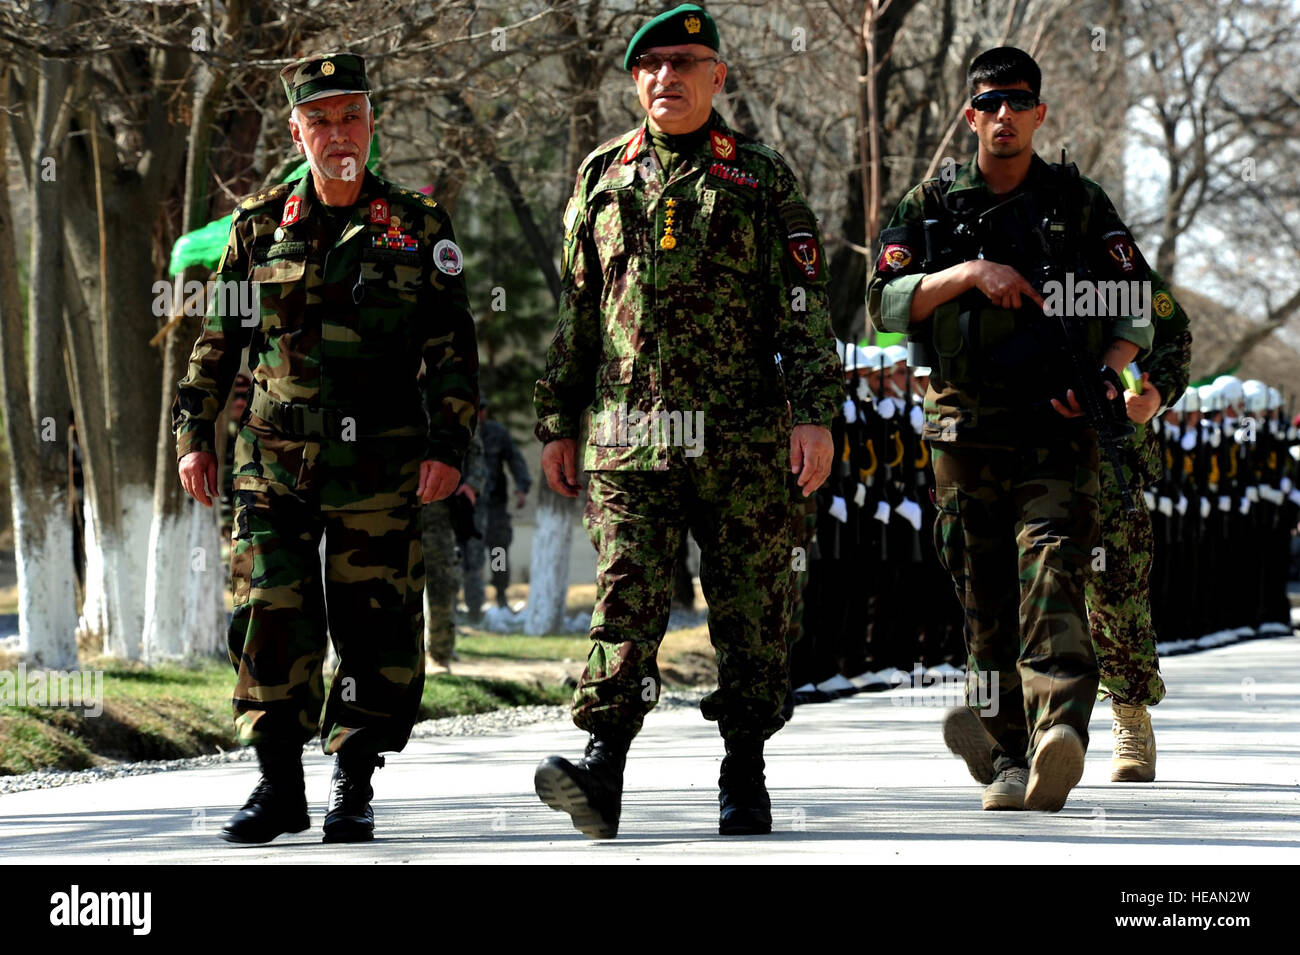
left=975, top=152, right=1138, bottom=511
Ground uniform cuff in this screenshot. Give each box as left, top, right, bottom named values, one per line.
left=534, top=413, right=577, bottom=444
left=175, top=427, right=215, bottom=461
left=1108, top=316, right=1155, bottom=352
left=880, top=274, right=925, bottom=333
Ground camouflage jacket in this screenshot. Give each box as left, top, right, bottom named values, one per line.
left=1129, top=272, right=1193, bottom=487
left=173, top=170, right=478, bottom=501
left=867, top=154, right=1156, bottom=446
left=534, top=111, right=843, bottom=470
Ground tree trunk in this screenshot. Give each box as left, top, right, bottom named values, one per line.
left=143, top=5, right=243, bottom=662
left=0, top=51, right=80, bottom=669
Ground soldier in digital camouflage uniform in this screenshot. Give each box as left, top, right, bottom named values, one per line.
left=868, top=47, right=1155, bottom=812
left=1087, top=277, right=1191, bottom=784
left=423, top=427, right=486, bottom=671
left=531, top=3, right=841, bottom=839
left=174, top=53, right=478, bottom=845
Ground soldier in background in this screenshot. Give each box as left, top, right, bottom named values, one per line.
left=461, top=397, right=531, bottom=619
left=423, top=428, right=486, bottom=672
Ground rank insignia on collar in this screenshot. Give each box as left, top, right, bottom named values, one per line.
left=369, top=199, right=390, bottom=224
left=624, top=128, right=646, bottom=164
left=710, top=130, right=736, bottom=160
left=281, top=195, right=302, bottom=226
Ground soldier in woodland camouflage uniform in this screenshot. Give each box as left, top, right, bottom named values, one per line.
left=174, top=54, right=478, bottom=845
left=868, top=48, right=1154, bottom=813
left=531, top=3, right=841, bottom=839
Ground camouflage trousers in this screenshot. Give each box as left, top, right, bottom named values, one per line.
left=421, top=500, right=460, bottom=663
left=576, top=442, right=793, bottom=742
left=931, top=433, right=1101, bottom=772
left=1085, top=458, right=1166, bottom=707
left=228, top=436, right=425, bottom=758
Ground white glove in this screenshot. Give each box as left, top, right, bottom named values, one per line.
left=1176, top=494, right=1188, bottom=516
left=1180, top=431, right=1197, bottom=452
left=1245, top=485, right=1260, bottom=502
left=909, top=404, right=924, bottom=435
left=1239, top=496, right=1251, bottom=516
left=829, top=496, right=848, bottom=523
left=1259, top=486, right=1284, bottom=505
left=1164, top=424, right=1180, bottom=442
left=1157, top=496, right=1174, bottom=516
left=895, top=498, right=923, bottom=532
left=1143, top=490, right=1157, bottom=511
left=876, top=397, right=898, bottom=419
left=1199, top=497, right=1212, bottom=519
left=1289, top=488, right=1300, bottom=506
left=842, top=398, right=857, bottom=424
left=1282, top=476, right=1293, bottom=494
left=1209, top=429, right=1222, bottom=448
left=1218, top=495, right=1232, bottom=512
left=873, top=499, right=892, bottom=524
left=853, top=482, right=867, bottom=508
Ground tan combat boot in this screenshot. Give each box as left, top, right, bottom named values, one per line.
left=1111, top=702, right=1156, bottom=782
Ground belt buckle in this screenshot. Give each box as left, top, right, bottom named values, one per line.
left=300, top=406, right=326, bottom=436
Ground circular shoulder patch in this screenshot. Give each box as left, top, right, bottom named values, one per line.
left=433, top=239, right=463, bottom=276
left=1153, top=291, right=1174, bottom=319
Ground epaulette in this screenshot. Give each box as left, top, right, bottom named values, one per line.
left=234, top=181, right=293, bottom=218
left=386, top=180, right=441, bottom=212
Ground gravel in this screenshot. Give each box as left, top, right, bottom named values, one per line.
left=0, top=687, right=716, bottom=796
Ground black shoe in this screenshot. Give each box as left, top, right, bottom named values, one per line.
left=534, top=733, right=630, bottom=839
left=322, top=742, right=385, bottom=844
left=220, top=741, right=309, bottom=844
left=718, top=739, right=772, bottom=836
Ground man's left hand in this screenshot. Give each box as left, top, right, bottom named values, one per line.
left=790, top=424, right=833, bottom=497
left=419, top=461, right=461, bottom=503
left=1124, top=372, right=1162, bottom=424
left=515, top=490, right=528, bottom=510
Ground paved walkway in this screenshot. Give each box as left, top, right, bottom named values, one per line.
left=1, top=636, right=1296, bottom=863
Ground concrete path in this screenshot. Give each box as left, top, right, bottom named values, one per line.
left=1, top=635, right=1296, bottom=864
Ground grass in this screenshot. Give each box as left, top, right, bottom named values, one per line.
left=0, top=654, right=571, bottom=776
left=456, top=632, right=591, bottom=661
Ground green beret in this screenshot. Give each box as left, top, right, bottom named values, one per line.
left=624, top=3, right=720, bottom=72
left=280, top=53, right=369, bottom=109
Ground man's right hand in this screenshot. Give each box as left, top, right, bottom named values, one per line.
left=179, top=451, right=218, bottom=507
left=541, top=438, right=581, bottom=498
left=966, top=259, right=1044, bottom=311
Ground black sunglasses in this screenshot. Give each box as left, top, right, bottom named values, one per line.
left=970, top=89, right=1039, bottom=112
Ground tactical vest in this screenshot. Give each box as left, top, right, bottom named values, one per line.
left=910, top=162, right=1107, bottom=414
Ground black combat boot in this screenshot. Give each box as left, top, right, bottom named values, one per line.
left=322, top=738, right=386, bottom=844
left=718, top=738, right=772, bottom=835
left=534, top=733, right=631, bottom=839
left=219, top=740, right=310, bottom=844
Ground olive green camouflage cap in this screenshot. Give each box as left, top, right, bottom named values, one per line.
left=624, top=3, right=720, bottom=71
left=280, top=53, right=369, bottom=109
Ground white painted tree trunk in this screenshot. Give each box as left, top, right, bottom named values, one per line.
left=77, top=495, right=107, bottom=650
left=93, top=485, right=154, bottom=660
left=12, top=484, right=79, bottom=669
left=143, top=500, right=225, bottom=662
left=524, top=489, right=578, bottom=635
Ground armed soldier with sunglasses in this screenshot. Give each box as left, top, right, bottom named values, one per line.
left=868, top=47, right=1155, bottom=813
left=533, top=2, right=842, bottom=839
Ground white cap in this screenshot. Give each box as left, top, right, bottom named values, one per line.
left=856, top=344, right=883, bottom=370
left=1216, top=376, right=1244, bottom=408
left=1267, top=386, right=1282, bottom=410
left=835, top=339, right=848, bottom=365
left=1242, top=380, right=1268, bottom=413
left=1197, top=384, right=1220, bottom=410
left=882, top=344, right=909, bottom=367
